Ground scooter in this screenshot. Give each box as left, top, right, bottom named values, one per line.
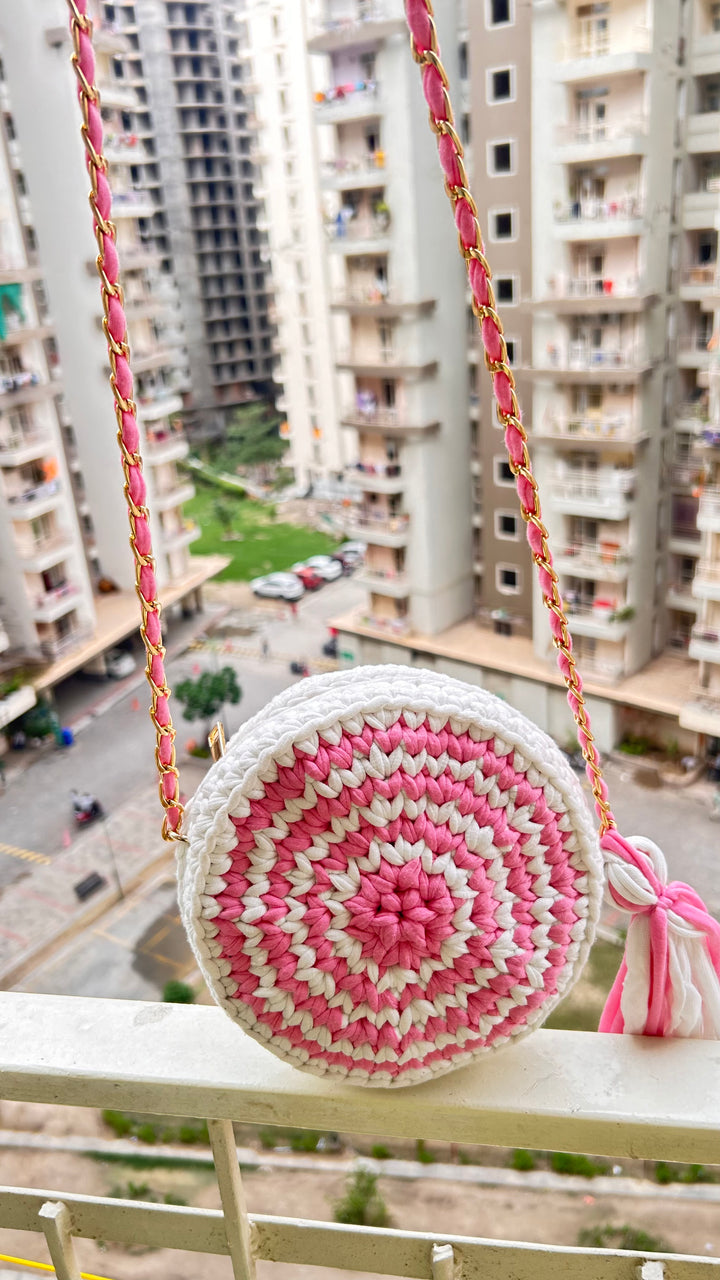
left=71, top=789, right=104, bottom=826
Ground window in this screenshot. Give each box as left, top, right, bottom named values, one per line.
left=490, top=208, right=516, bottom=240
left=461, top=112, right=471, bottom=145
left=458, top=41, right=468, bottom=80
left=496, top=563, right=522, bottom=593
left=487, top=67, right=515, bottom=104
left=505, top=338, right=519, bottom=365
left=495, top=511, right=520, bottom=540
left=495, top=275, right=517, bottom=305
left=488, top=140, right=515, bottom=175
left=486, top=0, right=513, bottom=25
left=494, top=457, right=515, bottom=486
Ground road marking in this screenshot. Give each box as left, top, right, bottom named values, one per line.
left=0, top=841, right=51, bottom=866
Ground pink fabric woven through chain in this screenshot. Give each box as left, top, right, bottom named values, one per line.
left=210, top=716, right=589, bottom=1079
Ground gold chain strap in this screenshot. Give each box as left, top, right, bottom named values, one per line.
left=406, top=2, right=614, bottom=834
left=67, top=0, right=184, bottom=841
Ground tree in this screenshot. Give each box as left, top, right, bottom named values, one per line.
left=175, top=666, right=241, bottom=733
left=213, top=497, right=235, bottom=535
left=214, top=402, right=288, bottom=475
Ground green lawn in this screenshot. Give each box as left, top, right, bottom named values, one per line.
left=185, top=482, right=340, bottom=581
left=545, top=939, right=623, bottom=1033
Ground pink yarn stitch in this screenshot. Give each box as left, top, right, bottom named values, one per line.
left=210, top=716, right=590, bottom=1079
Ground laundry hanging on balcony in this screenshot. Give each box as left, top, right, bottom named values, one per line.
left=0, top=281, right=25, bottom=341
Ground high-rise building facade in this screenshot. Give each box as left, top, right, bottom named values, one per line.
left=332, top=0, right=720, bottom=751
left=0, top=0, right=217, bottom=713
left=305, top=0, right=474, bottom=637
left=244, top=0, right=343, bottom=489
left=106, top=0, right=276, bottom=437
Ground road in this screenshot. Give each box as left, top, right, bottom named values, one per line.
left=0, top=575, right=363, bottom=887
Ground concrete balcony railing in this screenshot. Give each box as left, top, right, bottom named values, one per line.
left=19, top=530, right=74, bottom=572
left=1, top=993, right=718, bottom=1280
left=327, top=217, right=391, bottom=249
left=553, top=119, right=648, bottom=155
left=698, top=487, right=720, bottom=531
left=555, top=541, right=630, bottom=581
left=32, top=581, right=80, bottom=624
left=355, top=567, right=410, bottom=597
left=314, top=82, right=381, bottom=123
left=689, top=623, right=720, bottom=663
left=679, top=265, right=720, bottom=296
left=112, top=190, right=156, bottom=219
left=541, top=275, right=646, bottom=307
left=39, top=626, right=91, bottom=660
left=565, top=600, right=633, bottom=640
left=0, top=429, right=53, bottom=467
left=137, top=390, right=184, bottom=422
left=557, top=25, right=651, bottom=63
left=551, top=470, right=636, bottom=519
left=677, top=333, right=717, bottom=367
left=320, top=152, right=387, bottom=189
left=346, top=461, right=404, bottom=494
left=7, top=478, right=62, bottom=512
left=346, top=512, right=410, bottom=548
left=692, top=561, right=720, bottom=602
left=539, top=415, right=643, bottom=445
left=553, top=194, right=644, bottom=226
left=307, top=2, right=405, bottom=53
left=340, top=405, right=439, bottom=435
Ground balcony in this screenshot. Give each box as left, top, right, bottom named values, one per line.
left=677, top=333, right=717, bottom=370
left=346, top=512, right=410, bottom=548
left=307, top=4, right=406, bottom=54
left=330, top=292, right=437, bottom=316
left=666, top=581, right=700, bottom=613
left=554, top=542, right=630, bottom=581
left=0, top=682, right=36, bottom=730
left=552, top=195, right=644, bottom=240
left=100, top=79, right=137, bottom=110
left=693, top=561, right=720, bottom=602
left=0, top=372, right=58, bottom=410
left=555, top=27, right=652, bottom=81
left=553, top=119, right=648, bottom=163
left=340, top=405, right=439, bottom=436
left=355, top=566, right=409, bottom=597
left=32, top=581, right=81, bottom=624
left=689, top=623, right=720, bottom=663
left=159, top=520, right=201, bottom=551
left=551, top=470, right=636, bottom=519
left=695, top=425, right=720, bottom=453
left=565, top=600, right=632, bottom=641
left=133, top=344, right=181, bottom=374
left=678, top=265, right=720, bottom=306
left=530, top=343, right=650, bottom=383
left=320, top=153, right=387, bottom=191
left=698, top=487, right=720, bottom=532
left=0, top=429, right=53, bottom=468
left=112, top=190, right=156, bottom=219
left=19, top=531, right=74, bottom=573
left=145, top=427, right=190, bottom=464
left=677, top=398, right=711, bottom=431
left=152, top=479, right=196, bottom=511
left=691, top=28, right=720, bottom=75
left=687, top=110, right=720, bottom=154
left=336, top=350, right=437, bottom=378
left=682, top=179, right=720, bottom=231
left=327, top=219, right=392, bottom=255
left=346, top=461, right=405, bottom=494
left=534, top=276, right=653, bottom=314
left=6, top=478, right=63, bottom=518
left=314, top=83, right=381, bottom=124
left=39, top=626, right=90, bottom=660
left=137, top=391, right=184, bottom=422
left=537, top=415, right=646, bottom=447
left=2, top=992, right=718, bottom=1280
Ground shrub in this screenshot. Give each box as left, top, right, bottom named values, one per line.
left=370, top=1144, right=392, bottom=1160
left=288, top=1130, right=322, bottom=1153
left=258, top=1129, right=277, bottom=1150
left=102, top=1109, right=133, bottom=1137
left=618, top=734, right=651, bottom=756
left=333, top=1169, right=391, bottom=1227
left=550, top=1151, right=607, bottom=1178
left=510, top=1148, right=537, bottom=1172
left=578, top=1224, right=674, bottom=1253
left=415, top=1139, right=435, bottom=1164
left=163, top=980, right=196, bottom=1004
left=136, top=1123, right=158, bottom=1145
left=655, top=1161, right=716, bottom=1184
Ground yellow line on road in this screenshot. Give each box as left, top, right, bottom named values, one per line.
left=0, top=841, right=51, bottom=866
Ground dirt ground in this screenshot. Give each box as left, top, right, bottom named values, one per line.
left=0, top=1102, right=718, bottom=1280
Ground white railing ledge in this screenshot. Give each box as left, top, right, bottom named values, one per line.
left=2, top=993, right=720, bottom=1162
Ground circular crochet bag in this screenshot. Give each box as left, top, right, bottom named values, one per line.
left=179, top=666, right=602, bottom=1085
left=65, top=0, right=720, bottom=1091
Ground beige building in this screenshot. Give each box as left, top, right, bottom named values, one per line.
left=0, top=0, right=220, bottom=732
left=333, top=0, right=720, bottom=752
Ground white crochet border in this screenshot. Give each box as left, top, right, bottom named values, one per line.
left=179, top=665, right=603, bottom=1087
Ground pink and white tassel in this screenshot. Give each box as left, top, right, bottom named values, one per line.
left=600, top=832, right=720, bottom=1038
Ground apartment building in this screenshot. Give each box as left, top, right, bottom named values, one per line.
left=333, top=0, right=720, bottom=752
left=306, top=0, right=474, bottom=637
left=105, top=0, right=276, bottom=438
left=0, top=1, right=219, bottom=721
left=244, top=0, right=343, bottom=489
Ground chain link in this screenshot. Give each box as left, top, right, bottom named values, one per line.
left=66, top=2, right=184, bottom=841
left=406, top=0, right=614, bottom=834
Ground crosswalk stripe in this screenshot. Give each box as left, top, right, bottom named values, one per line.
left=0, top=841, right=51, bottom=866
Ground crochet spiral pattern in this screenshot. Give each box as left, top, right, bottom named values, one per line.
left=181, top=669, right=602, bottom=1085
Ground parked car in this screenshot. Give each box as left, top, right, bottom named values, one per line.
left=322, top=635, right=339, bottom=659
left=105, top=649, right=137, bottom=679
left=293, top=566, right=324, bottom=591
left=299, top=555, right=343, bottom=582
left=333, top=541, right=366, bottom=570
left=251, top=572, right=305, bottom=602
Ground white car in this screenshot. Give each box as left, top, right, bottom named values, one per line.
left=296, top=555, right=343, bottom=582
left=251, top=572, right=305, bottom=602
left=105, top=649, right=137, bottom=679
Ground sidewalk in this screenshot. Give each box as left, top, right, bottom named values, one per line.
left=0, top=772, right=204, bottom=989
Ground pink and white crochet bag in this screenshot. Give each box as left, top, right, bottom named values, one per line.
left=66, top=0, right=720, bottom=1089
